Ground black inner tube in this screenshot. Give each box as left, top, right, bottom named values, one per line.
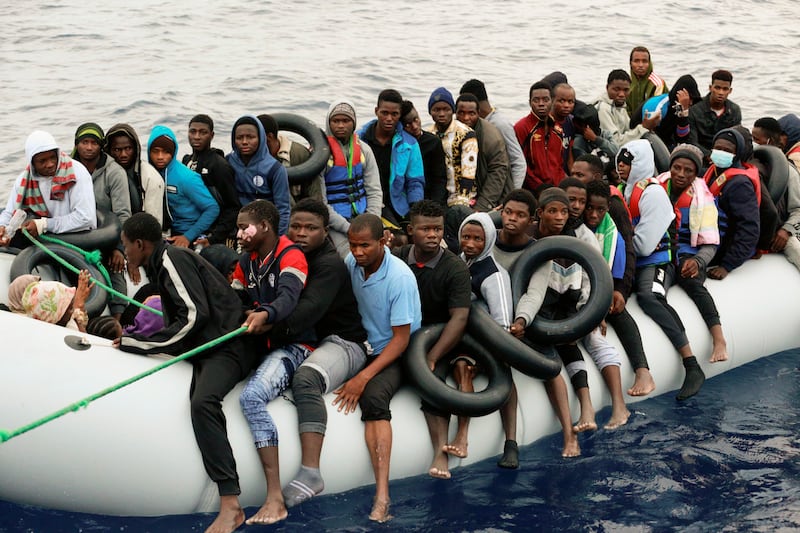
left=510, top=235, right=612, bottom=345
left=753, top=145, right=790, bottom=205
left=643, top=132, right=671, bottom=174
left=271, top=112, right=331, bottom=185
left=405, top=324, right=512, bottom=417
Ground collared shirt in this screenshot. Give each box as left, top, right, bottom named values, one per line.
left=346, top=247, right=421, bottom=355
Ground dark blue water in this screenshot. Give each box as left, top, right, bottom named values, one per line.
left=2, top=349, right=798, bottom=532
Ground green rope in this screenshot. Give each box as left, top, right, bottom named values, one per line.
left=0, top=326, right=248, bottom=444
left=37, top=233, right=112, bottom=286
left=22, top=228, right=162, bottom=317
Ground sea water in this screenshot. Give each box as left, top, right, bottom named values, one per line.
left=2, top=0, right=799, bottom=531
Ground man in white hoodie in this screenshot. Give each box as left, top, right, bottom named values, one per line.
left=0, top=131, right=96, bottom=247
left=618, top=139, right=705, bottom=401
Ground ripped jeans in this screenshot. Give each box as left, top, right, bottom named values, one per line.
left=240, top=343, right=312, bottom=448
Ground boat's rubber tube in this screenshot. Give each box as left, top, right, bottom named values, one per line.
left=271, top=113, right=331, bottom=184
left=54, top=210, right=121, bottom=252
left=467, top=302, right=561, bottom=379
left=405, top=324, right=512, bottom=417
left=510, top=235, right=612, bottom=345
left=644, top=132, right=671, bottom=173
left=753, top=145, right=790, bottom=205
left=10, top=243, right=108, bottom=317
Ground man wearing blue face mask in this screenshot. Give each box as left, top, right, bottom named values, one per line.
left=702, top=128, right=760, bottom=279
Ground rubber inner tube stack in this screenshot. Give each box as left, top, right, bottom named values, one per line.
left=509, top=235, right=612, bottom=345
left=405, top=324, right=512, bottom=417
left=753, top=145, right=791, bottom=205
left=271, top=113, right=331, bottom=184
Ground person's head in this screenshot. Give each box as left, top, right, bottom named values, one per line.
left=288, top=198, right=329, bottom=253
left=188, top=114, right=215, bottom=153
left=629, top=46, right=651, bottom=78
left=540, top=71, right=568, bottom=90
left=711, top=128, right=745, bottom=170
left=536, top=187, right=570, bottom=236
left=778, top=114, right=800, bottom=152
left=752, top=117, right=782, bottom=147
left=455, top=93, right=480, bottom=129
left=148, top=135, right=175, bottom=171
left=107, top=129, right=136, bottom=169
left=73, top=122, right=105, bottom=163
left=21, top=280, right=76, bottom=326
left=584, top=180, right=611, bottom=230
left=458, top=212, right=496, bottom=262
left=559, top=177, right=587, bottom=220
left=459, top=79, right=488, bottom=103
left=500, top=189, right=537, bottom=237
left=428, top=87, right=456, bottom=130
left=257, top=114, right=281, bottom=157
left=669, top=144, right=703, bottom=191
left=199, top=244, right=240, bottom=283
left=87, top=315, right=123, bottom=340
left=408, top=200, right=445, bottom=255
left=552, top=83, right=576, bottom=121
left=327, top=101, right=357, bottom=143
left=7, top=274, right=40, bottom=313
left=121, top=212, right=162, bottom=269
left=606, top=70, right=632, bottom=107
left=348, top=213, right=386, bottom=270
left=401, top=100, right=422, bottom=138
left=25, top=131, right=60, bottom=178
left=232, top=116, right=262, bottom=161
left=375, top=89, right=403, bottom=136
left=571, top=154, right=605, bottom=184
left=237, top=200, right=279, bottom=254
left=616, top=139, right=655, bottom=184
left=709, top=70, right=733, bottom=108
left=528, top=81, right=553, bottom=120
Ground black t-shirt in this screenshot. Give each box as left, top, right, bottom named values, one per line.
left=394, top=245, right=472, bottom=325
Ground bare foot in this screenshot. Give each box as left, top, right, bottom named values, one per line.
left=442, top=441, right=468, bottom=458
left=562, top=430, right=581, bottom=458
left=369, top=498, right=393, bottom=523
left=245, top=498, right=288, bottom=526
left=428, top=448, right=451, bottom=479
left=627, top=368, right=656, bottom=397
left=710, top=340, right=728, bottom=363
left=604, top=408, right=631, bottom=430
left=205, top=501, right=244, bottom=533
left=572, top=409, right=598, bottom=433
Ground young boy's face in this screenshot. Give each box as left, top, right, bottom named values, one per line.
left=537, top=202, right=569, bottom=236
left=617, top=161, right=632, bottom=183
left=564, top=186, right=587, bottom=220
left=552, top=87, right=575, bottom=121
left=501, top=200, right=533, bottom=237
left=584, top=194, right=609, bottom=230
left=236, top=212, right=270, bottom=253
left=329, top=114, right=355, bottom=143
left=149, top=146, right=173, bottom=171
left=288, top=211, right=327, bottom=253
left=459, top=222, right=486, bottom=260
left=234, top=124, right=259, bottom=158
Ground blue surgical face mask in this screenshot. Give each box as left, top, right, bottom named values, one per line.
left=710, top=149, right=735, bottom=169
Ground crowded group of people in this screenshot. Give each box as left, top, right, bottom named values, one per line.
left=2, top=45, right=799, bottom=532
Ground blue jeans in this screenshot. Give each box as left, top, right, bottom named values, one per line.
left=240, top=343, right=311, bottom=448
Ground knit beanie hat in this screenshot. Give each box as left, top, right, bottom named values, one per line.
left=329, top=102, right=356, bottom=123
left=428, top=87, right=456, bottom=112
left=150, top=134, right=176, bottom=155
left=670, top=144, right=703, bottom=173
left=74, top=122, right=105, bottom=146
left=538, top=187, right=570, bottom=208
left=617, top=147, right=635, bottom=166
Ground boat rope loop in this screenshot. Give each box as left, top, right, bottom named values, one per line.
left=21, top=228, right=162, bottom=317
left=37, top=232, right=112, bottom=286
left=0, top=326, right=249, bottom=444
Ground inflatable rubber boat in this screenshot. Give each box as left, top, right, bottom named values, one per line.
left=0, top=241, right=799, bottom=516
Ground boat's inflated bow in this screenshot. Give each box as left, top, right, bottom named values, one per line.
left=271, top=112, right=331, bottom=184
left=405, top=324, right=512, bottom=417
left=510, top=235, right=612, bottom=345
